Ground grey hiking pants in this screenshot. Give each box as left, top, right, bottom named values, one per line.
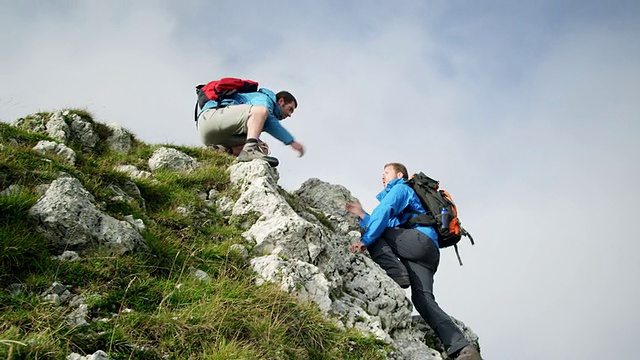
left=367, top=227, right=470, bottom=356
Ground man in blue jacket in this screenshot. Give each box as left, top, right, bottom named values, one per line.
left=197, top=88, right=305, bottom=167
left=346, top=163, right=481, bottom=360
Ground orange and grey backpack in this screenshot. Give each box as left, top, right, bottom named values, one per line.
left=405, top=172, right=475, bottom=265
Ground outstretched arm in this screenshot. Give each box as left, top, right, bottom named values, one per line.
left=289, top=141, right=305, bottom=157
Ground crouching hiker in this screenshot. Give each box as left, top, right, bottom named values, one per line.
left=346, top=162, right=481, bottom=360
left=197, top=87, right=305, bottom=167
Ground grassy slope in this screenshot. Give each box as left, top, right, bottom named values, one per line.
left=0, top=112, right=388, bottom=360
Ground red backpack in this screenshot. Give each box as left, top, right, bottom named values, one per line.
left=194, top=78, right=259, bottom=122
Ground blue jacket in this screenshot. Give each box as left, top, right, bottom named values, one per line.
left=199, top=88, right=295, bottom=145
left=359, top=178, right=439, bottom=248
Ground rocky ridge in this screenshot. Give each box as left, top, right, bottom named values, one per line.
left=2, top=111, right=480, bottom=359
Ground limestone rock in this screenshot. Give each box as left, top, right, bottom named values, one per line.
left=32, top=140, right=76, bottom=166
left=105, top=123, right=133, bottom=154
left=28, top=177, right=148, bottom=255
left=114, top=165, right=153, bottom=180
left=148, top=147, right=200, bottom=173
left=14, top=110, right=99, bottom=148
left=67, top=350, right=108, bottom=360
left=227, top=161, right=468, bottom=359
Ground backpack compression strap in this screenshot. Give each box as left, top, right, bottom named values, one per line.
left=461, top=226, right=475, bottom=245
left=454, top=244, right=463, bottom=266
left=453, top=228, right=475, bottom=266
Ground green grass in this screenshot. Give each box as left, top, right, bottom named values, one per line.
left=0, top=114, right=388, bottom=359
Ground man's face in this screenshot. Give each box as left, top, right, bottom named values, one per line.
left=382, top=166, right=403, bottom=188
left=278, top=99, right=296, bottom=119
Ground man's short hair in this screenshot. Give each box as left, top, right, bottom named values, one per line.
left=276, top=91, right=298, bottom=107
left=384, top=163, right=409, bottom=180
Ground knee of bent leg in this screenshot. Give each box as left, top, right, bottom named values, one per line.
left=410, top=279, right=435, bottom=301
left=249, top=105, right=269, bottom=119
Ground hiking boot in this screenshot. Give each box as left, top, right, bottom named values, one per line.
left=454, top=345, right=481, bottom=360
left=237, top=148, right=279, bottom=167
left=391, top=274, right=411, bottom=289
left=256, top=139, right=271, bottom=155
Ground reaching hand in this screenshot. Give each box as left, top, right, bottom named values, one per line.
left=349, top=241, right=367, bottom=254
left=290, top=141, right=305, bottom=157
left=345, top=200, right=365, bottom=219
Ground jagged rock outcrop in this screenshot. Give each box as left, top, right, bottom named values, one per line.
left=227, top=160, right=479, bottom=359
left=13, top=110, right=135, bottom=154
left=14, top=110, right=99, bottom=149
left=105, top=123, right=133, bottom=154
left=28, top=176, right=148, bottom=255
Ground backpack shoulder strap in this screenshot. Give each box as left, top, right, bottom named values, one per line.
left=194, top=84, right=205, bottom=125
left=194, top=101, right=199, bottom=125
left=405, top=175, right=443, bottom=228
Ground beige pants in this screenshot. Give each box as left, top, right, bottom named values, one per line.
left=198, top=104, right=252, bottom=147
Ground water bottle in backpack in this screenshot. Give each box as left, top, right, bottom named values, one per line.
left=440, top=207, right=450, bottom=232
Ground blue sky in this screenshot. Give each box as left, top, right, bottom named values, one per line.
left=2, top=1, right=640, bottom=359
